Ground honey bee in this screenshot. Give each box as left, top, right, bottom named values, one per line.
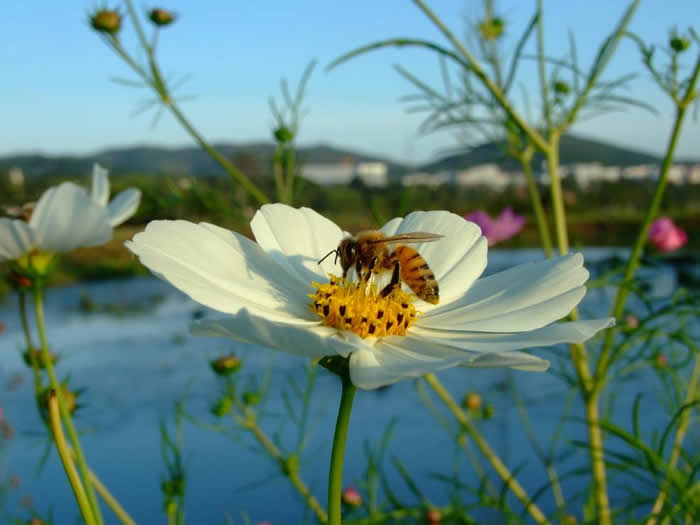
left=318, top=231, right=444, bottom=304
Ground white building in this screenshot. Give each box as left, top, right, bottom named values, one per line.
left=667, top=165, right=686, bottom=185
left=688, top=164, right=700, bottom=184
left=7, top=167, right=24, bottom=187
left=302, top=161, right=389, bottom=187
left=456, top=163, right=510, bottom=189
left=402, top=171, right=451, bottom=187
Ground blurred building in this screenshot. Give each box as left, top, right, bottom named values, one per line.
left=7, top=167, right=24, bottom=187
left=302, top=160, right=388, bottom=187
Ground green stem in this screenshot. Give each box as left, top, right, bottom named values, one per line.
left=33, top=287, right=105, bottom=525
left=545, top=138, right=569, bottom=255
left=423, top=374, right=550, bottom=525
left=411, top=0, right=549, bottom=153
left=646, top=352, right=699, bottom=525
left=594, top=51, right=700, bottom=385
left=18, top=292, right=43, bottom=397
left=84, top=462, right=138, bottom=525
left=519, top=148, right=553, bottom=258
left=535, top=0, right=552, bottom=131
left=47, top=390, right=97, bottom=525
left=328, top=378, right=357, bottom=525
left=284, top=147, right=297, bottom=204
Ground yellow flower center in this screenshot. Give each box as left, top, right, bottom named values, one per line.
left=309, top=275, right=420, bottom=338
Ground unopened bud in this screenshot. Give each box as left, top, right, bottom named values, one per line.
left=478, top=17, right=505, bottom=40
left=670, top=37, right=690, bottom=53
left=149, top=8, right=177, bottom=27
left=462, top=392, right=482, bottom=413
left=483, top=404, right=495, bottom=419
left=41, top=384, right=78, bottom=416
left=553, top=81, right=570, bottom=95
left=274, top=126, right=294, bottom=144
left=341, top=486, right=362, bottom=507
left=425, top=508, right=442, bottom=524
left=211, top=397, right=232, bottom=418
left=210, top=354, right=242, bottom=376
left=22, top=348, right=59, bottom=369
left=90, top=9, right=122, bottom=35
left=655, top=353, right=668, bottom=369
left=242, top=391, right=261, bottom=406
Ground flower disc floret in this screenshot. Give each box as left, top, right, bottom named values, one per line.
left=310, top=275, right=419, bottom=338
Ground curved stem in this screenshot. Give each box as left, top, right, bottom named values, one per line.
left=18, top=292, right=43, bottom=398
left=518, top=147, right=553, bottom=258
left=328, top=378, right=357, bottom=525
left=85, top=464, right=138, bottom=525
left=423, top=373, right=550, bottom=525
left=48, top=390, right=97, bottom=525
left=33, top=287, right=105, bottom=525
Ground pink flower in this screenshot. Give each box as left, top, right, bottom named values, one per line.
left=648, top=217, right=687, bottom=252
left=464, top=207, right=526, bottom=245
left=341, top=486, right=362, bottom=507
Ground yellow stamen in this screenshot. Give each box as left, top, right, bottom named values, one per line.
left=309, top=275, right=420, bottom=338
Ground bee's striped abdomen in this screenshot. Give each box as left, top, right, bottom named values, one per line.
left=390, top=245, right=440, bottom=304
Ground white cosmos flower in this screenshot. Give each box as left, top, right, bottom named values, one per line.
left=90, top=164, right=141, bottom=227
left=126, top=204, right=614, bottom=390
left=0, top=182, right=112, bottom=263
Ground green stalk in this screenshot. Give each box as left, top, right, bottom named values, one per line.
left=424, top=374, right=550, bottom=525
left=594, top=51, right=700, bottom=384
left=284, top=147, right=297, bottom=204
left=646, top=352, right=699, bottom=525
left=328, top=378, right=357, bottom=525
left=519, top=147, right=553, bottom=258
left=33, top=287, right=105, bottom=525
left=47, top=390, right=97, bottom=525
left=545, top=137, right=570, bottom=255
left=18, top=292, right=43, bottom=398
left=535, top=0, right=552, bottom=131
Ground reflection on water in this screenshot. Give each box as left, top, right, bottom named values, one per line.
left=0, top=248, right=696, bottom=524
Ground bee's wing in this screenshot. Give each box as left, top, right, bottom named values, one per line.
left=370, top=232, right=444, bottom=245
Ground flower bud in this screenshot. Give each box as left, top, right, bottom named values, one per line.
left=210, top=354, right=242, bottom=376
left=341, top=486, right=362, bottom=507
left=462, top=392, right=482, bottom=413
left=40, top=384, right=78, bottom=417
left=22, top=348, right=59, bottom=369
left=211, top=397, right=233, bottom=418
left=90, top=9, right=122, bottom=35
left=274, top=126, right=294, bottom=144
left=553, top=81, right=570, bottom=95
left=478, top=17, right=505, bottom=40
left=670, top=37, right=690, bottom=53
left=425, top=508, right=442, bottom=524
left=655, top=353, right=668, bottom=369
left=242, top=390, right=261, bottom=406
left=483, top=404, right=495, bottom=419
left=149, top=8, right=177, bottom=27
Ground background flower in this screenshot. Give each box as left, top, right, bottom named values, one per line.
left=90, top=163, right=142, bottom=227
left=648, top=216, right=687, bottom=252
left=464, top=207, right=526, bottom=245
left=127, top=205, right=613, bottom=390
left=0, top=183, right=112, bottom=263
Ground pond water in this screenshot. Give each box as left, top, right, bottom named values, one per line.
left=0, top=249, right=696, bottom=524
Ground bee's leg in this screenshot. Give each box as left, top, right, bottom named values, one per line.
left=380, top=261, right=401, bottom=298
left=354, top=259, right=363, bottom=281
left=363, top=256, right=379, bottom=283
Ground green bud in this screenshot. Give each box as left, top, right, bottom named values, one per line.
left=40, top=384, right=78, bottom=417
left=274, top=126, right=294, bottom=144
left=478, top=17, right=505, bottom=41
left=670, top=37, right=690, bottom=53
left=90, top=9, right=122, bottom=35
left=149, top=8, right=177, bottom=27
left=553, top=81, right=570, bottom=95
left=22, top=347, right=59, bottom=369
left=242, top=390, right=261, bottom=406
left=210, top=354, right=242, bottom=376
left=211, top=397, right=233, bottom=418
left=483, top=404, right=495, bottom=419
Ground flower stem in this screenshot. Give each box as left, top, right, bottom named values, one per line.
left=18, top=292, right=43, bottom=398
left=646, top=350, right=699, bottom=525
left=47, top=389, right=97, bottom=525
left=85, top=463, right=138, bottom=525
left=518, top=147, right=553, bottom=258
left=328, top=377, right=357, bottom=525
left=33, top=287, right=105, bottom=525
left=423, top=373, right=550, bottom=525
left=594, top=50, right=700, bottom=384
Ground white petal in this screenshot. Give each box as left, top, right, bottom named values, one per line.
left=126, top=220, right=317, bottom=323
left=410, top=317, right=615, bottom=352
left=462, top=351, right=550, bottom=371
left=91, top=164, right=110, bottom=207
left=191, top=309, right=364, bottom=359
left=30, top=183, right=112, bottom=253
left=107, top=188, right=141, bottom=227
left=349, top=333, right=490, bottom=389
left=250, top=204, right=345, bottom=283
left=381, top=211, right=487, bottom=307
left=420, top=253, right=589, bottom=332
left=0, top=218, right=36, bottom=261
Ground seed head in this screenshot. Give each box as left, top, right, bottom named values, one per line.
left=90, top=9, right=122, bottom=35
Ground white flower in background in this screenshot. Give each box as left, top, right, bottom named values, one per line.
left=127, top=204, right=614, bottom=389
left=0, top=183, right=112, bottom=265
left=90, top=163, right=141, bottom=227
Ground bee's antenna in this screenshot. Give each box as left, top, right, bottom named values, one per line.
left=318, top=249, right=338, bottom=265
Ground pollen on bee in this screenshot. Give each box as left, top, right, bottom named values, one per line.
left=309, top=275, right=420, bottom=338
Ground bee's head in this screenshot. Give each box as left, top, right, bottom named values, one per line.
left=318, top=238, right=357, bottom=276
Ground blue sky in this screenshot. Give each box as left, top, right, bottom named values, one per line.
left=2, top=1, right=698, bottom=163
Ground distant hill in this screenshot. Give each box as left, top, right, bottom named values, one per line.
left=419, top=134, right=664, bottom=173
left=0, top=142, right=405, bottom=178
left=1, top=134, right=693, bottom=179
